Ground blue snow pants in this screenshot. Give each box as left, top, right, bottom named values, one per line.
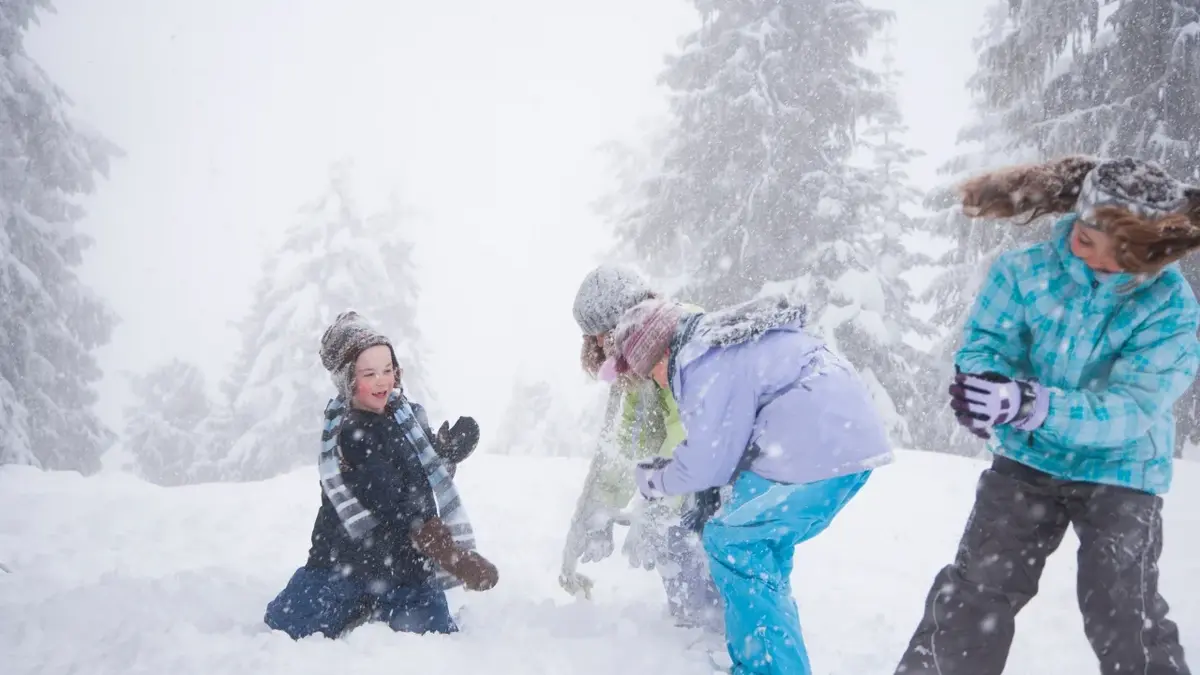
left=264, top=566, right=458, bottom=639
left=702, top=469, right=872, bottom=675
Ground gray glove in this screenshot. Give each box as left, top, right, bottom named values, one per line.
left=578, top=506, right=616, bottom=564
left=621, top=497, right=674, bottom=570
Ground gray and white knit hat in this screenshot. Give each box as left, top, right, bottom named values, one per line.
left=1075, top=157, right=1192, bottom=225
left=572, top=264, right=656, bottom=336
left=319, top=310, right=399, bottom=399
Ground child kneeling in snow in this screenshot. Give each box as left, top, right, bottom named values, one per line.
left=603, top=296, right=893, bottom=675
left=264, top=311, right=498, bottom=640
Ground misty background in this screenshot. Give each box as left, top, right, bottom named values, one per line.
left=7, top=0, right=1199, bottom=484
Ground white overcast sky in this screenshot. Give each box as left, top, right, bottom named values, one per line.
left=26, top=0, right=987, bottom=440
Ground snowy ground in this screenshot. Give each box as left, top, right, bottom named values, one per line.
left=2, top=450, right=1197, bottom=675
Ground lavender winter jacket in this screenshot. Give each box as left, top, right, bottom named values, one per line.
left=639, top=297, right=894, bottom=497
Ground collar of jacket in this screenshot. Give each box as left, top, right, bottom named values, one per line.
left=1050, top=213, right=1161, bottom=296
left=666, top=311, right=702, bottom=397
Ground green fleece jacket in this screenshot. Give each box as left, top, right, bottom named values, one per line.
left=589, top=379, right=686, bottom=511
left=587, top=303, right=701, bottom=513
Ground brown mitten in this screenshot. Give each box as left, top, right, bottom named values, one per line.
left=453, top=550, right=498, bottom=591
left=411, top=518, right=499, bottom=591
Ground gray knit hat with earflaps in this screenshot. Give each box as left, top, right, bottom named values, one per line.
left=319, top=310, right=400, bottom=399
left=572, top=264, right=656, bottom=336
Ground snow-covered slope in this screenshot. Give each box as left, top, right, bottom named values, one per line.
left=2, top=450, right=1197, bottom=675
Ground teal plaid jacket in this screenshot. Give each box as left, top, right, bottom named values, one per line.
left=956, top=214, right=1200, bottom=494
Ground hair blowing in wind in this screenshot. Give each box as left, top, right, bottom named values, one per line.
left=957, top=155, right=1200, bottom=274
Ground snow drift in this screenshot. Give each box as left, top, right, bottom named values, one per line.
left=2, top=450, right=1197, bottom=675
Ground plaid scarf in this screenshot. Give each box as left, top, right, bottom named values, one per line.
left=318, top=390, right=477, bottom=590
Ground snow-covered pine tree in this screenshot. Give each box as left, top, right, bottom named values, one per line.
left=924, top=0, right=1047, bottom=325
left=858, top=31, right=926, bottom=233
left=489, top=375, right=607, bottom=458
left=491, top=378, right=556, bottom=456
left=1032, top=0, right=1200, bottom=174
left=123, top=359, right=213, bottom=486
left=213, top=161, right=434, bottom=481
left=592, top=132, right=676, bottom=283
left=0, top=0, right=120, bottom=472
left=913, top=0, right=1047, bottom=456
left=612, top=0, right=892, bottom=309
left=1074, top=0, right=1200, bottom=177
left=811, top=29, right=939, bottom=448
left=753, top=26, right=934, bottom=447
left=604, top=1, right=942, bottom=446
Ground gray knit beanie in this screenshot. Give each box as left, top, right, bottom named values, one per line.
left=1075, top=157, right=1191, bottom=224
left=572, top=264, right=656, bottom=336
left=319, top=310, right=399, bottom=399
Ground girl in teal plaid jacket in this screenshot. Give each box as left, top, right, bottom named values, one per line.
left=895, top=156, right=1200, bottom=675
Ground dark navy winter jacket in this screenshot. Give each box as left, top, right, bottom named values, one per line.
left=305, top=403, right=440, bottom=589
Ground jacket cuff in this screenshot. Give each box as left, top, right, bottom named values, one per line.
left=1012, top=380, right=1050, bottom=431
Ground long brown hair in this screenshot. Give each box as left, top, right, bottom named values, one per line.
left=579, top=332, right=642, bottom=391
left=958, top=156, right=1200, bottom=274
left=580, top=334, right=606, bottom=376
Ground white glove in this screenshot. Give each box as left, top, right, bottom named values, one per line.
left=578, top=505, right=616, bottom=564
left=558, top=569, right=595, bottom=599
left=621, top=497, right=674, bottom=570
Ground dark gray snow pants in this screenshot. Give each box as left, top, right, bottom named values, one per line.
left=894, top=456, right=1189, bottom=675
